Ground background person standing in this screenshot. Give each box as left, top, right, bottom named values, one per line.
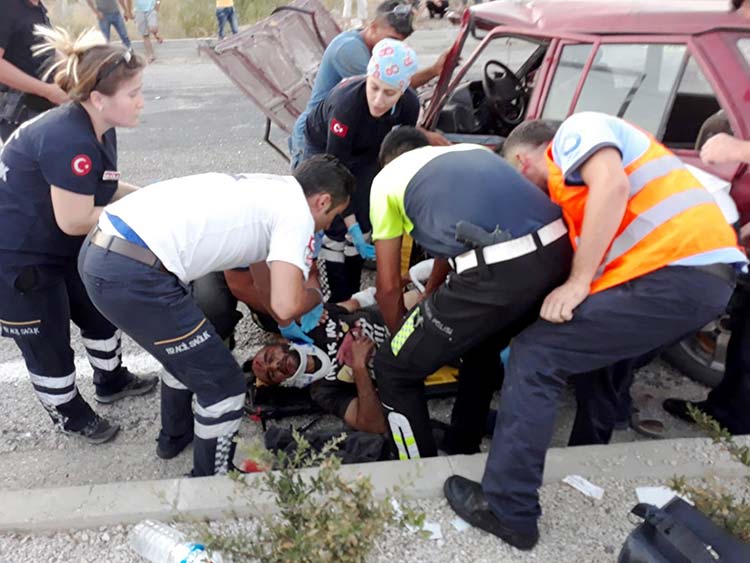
left=216, top=0, right=239, bottom=40
left=85, top=0, right=133, bottom=49
left=133, top=0, right=162, bottom=63
left=0, top=0, right=69, bottom=141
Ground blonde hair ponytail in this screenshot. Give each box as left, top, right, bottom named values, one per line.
left=31, top=26, right=145, bottom=102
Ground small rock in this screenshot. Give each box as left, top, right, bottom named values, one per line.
left=101, top=532, right=110, bottom=542
left=605, top=545, right=616, bottom=554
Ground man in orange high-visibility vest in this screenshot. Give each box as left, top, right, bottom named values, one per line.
left=443, top=111, right=748, bottom=551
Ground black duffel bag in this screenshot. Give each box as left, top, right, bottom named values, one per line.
left=619, top=498, right=750, bottom=563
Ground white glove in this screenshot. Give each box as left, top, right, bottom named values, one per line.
left=409, top=259, right=435, bottom=293
left=351, top=286, right=377, bottom=308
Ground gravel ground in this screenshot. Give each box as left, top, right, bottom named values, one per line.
left=2, top=473, right=748, bottom=563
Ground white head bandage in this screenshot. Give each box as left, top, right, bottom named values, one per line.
left=279, top=343, right=332, bottom=388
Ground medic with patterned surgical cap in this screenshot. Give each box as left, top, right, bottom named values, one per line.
left=301, top=38, right=420, bottom=310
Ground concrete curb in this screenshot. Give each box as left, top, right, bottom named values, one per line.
left=1, top=437, right=747, bottom=532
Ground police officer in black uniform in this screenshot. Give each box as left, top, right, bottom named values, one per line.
left=0, top=27, right=156, bottom=444
left=0, top=0, right=69, bottom=141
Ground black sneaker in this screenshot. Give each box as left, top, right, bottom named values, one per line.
left=96, top=371, right=159, bottom=404
left=156, top=430, right=194, bottom=460
left=63, top=415, right=120, bottom=445
left=444, top=475, right=539, bottom=551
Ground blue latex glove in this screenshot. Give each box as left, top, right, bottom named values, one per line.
left=300, top=301, right=324, bottom=333
left=312, top=230, right=324, bottom=259
left=279, top=321, right=314, bottom=344
left=348, top=223, right=376, bottom=260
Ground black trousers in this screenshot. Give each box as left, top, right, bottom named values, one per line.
left=375, top=237, right=572, bottom=459
left=483, top=266, right=735, bottom=534
left=700, top=272, right=750, bottom=434
left=0, top=255, right=127, bottom=431
left=191, top=271, right=242, bottom=342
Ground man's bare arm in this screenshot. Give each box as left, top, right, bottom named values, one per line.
left=423, top=257, right=450, bottom=295
left=343, top=337, right=386, bottom=433
left=250, top=261, right=320, bottom=324
left=540, top=147, right=630, bottom=323
left=375, top=237, right=405, bottom=333
left=0, top=49, right=68, bottom=105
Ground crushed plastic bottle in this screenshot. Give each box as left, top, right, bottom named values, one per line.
left=129, top=520, right=223, bottom=563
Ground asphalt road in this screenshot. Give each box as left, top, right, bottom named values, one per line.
left=0, top=25, right=713, bottom=493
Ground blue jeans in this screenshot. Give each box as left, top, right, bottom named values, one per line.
left=216, top=7, right=239, bottom=39
left=98, top=12, right=132, bottom=48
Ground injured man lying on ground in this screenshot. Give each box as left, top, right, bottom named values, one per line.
left=250, top=287, right=392, bottom=434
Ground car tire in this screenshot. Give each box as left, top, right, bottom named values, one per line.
left=662, top=316, right=730, bottom=388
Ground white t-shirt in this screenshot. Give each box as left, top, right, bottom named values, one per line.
left=99, top=173, right=315, bottom=283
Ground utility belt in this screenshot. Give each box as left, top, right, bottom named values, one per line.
left=450, top=218, right=567, bottom=275
left=89, top=227, right=169, bottom=273
left=0, top=86, right=52, bottom=125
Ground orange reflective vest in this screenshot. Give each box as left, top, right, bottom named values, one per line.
left=546, top=135, right=742, bottom=294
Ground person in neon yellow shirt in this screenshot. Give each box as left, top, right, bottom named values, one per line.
left=216, top=0, right=239, bottom=40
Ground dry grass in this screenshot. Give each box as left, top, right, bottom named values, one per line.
left=46, top=0, right=343, bottom=40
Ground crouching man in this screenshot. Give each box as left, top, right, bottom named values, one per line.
left=370, top=127, right=573, bottom=460
left=79, top=155, right=354, bottom=476
left=443, top=113, right=746, bottom=550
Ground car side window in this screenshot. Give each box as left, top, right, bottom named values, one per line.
left=738, top=38, right=750, bottom=69
left=662, top=56, right=731, bottom=150
left=541, top=43, right=592, bottom=121
left=542, top=42, right=730, bottom=151
left=434, top=34, right=546, bottom=137
left=574, top=44, right=687, bottom=135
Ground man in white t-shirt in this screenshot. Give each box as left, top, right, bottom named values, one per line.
left=78, top=155, right=355, bottom=477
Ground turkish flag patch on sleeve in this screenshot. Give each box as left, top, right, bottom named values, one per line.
left=71, top=154, right=93, bottom=176
left=330, top=118, right=349, bottom=138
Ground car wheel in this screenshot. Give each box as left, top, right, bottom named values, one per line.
left=662, top=315, right=730, bottom=388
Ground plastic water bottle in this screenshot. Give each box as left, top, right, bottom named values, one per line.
left=129, top=520, right=223, bottom=563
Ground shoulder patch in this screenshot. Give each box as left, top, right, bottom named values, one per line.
left=561, top=133, right=582, bottom=156
left=71, top=154, right=93, bottom=177
left=330, top=118, right=349, bottom=138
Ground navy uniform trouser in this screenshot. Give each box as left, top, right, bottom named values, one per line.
left=483, top=266, right=735, bottom=534
left=699, top=272, right=750, bottom=434
left=191, top=271, right=242, bottom=342
left=0, top=253, right=127, bottom=431
left=374, top=237, right=572, bottom=459
left=79, top=242, right=246, bottom=476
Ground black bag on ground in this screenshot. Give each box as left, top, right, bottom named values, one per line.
left=264, top=426, right=392, bottom=464
left=619, top=498, right=750, bottom=563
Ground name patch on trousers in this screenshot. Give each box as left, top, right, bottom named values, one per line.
left=164, top=330, right=211, bottom=355
left=102, top=170, right=121, bottom=181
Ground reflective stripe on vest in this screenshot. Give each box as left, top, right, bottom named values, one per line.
left=546, top=133, right=742, bottom=294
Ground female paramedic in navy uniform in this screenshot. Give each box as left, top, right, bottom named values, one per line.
left=303, top=38, right=420, bottom=303
left=0, top=27, right=157, bottom=444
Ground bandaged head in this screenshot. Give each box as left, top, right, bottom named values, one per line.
left=367, top=38, right=419, bottom=92
left=279, top=343, right=332, bottom=389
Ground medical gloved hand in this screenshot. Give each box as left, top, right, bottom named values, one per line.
left=279, top=321, right=314, bottom=344
left=300, top=301, right=324, bottom=333
left=348, top=223, right=376, bottom=260
left=313, top=230, right=324, bottom=259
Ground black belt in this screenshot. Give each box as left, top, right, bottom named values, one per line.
left=693, top=262, right=737, bottom=286
left=90, top=228, right=168, bottom=273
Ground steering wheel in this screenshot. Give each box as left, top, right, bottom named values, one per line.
left=481, top=59, right=528, bottom=128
